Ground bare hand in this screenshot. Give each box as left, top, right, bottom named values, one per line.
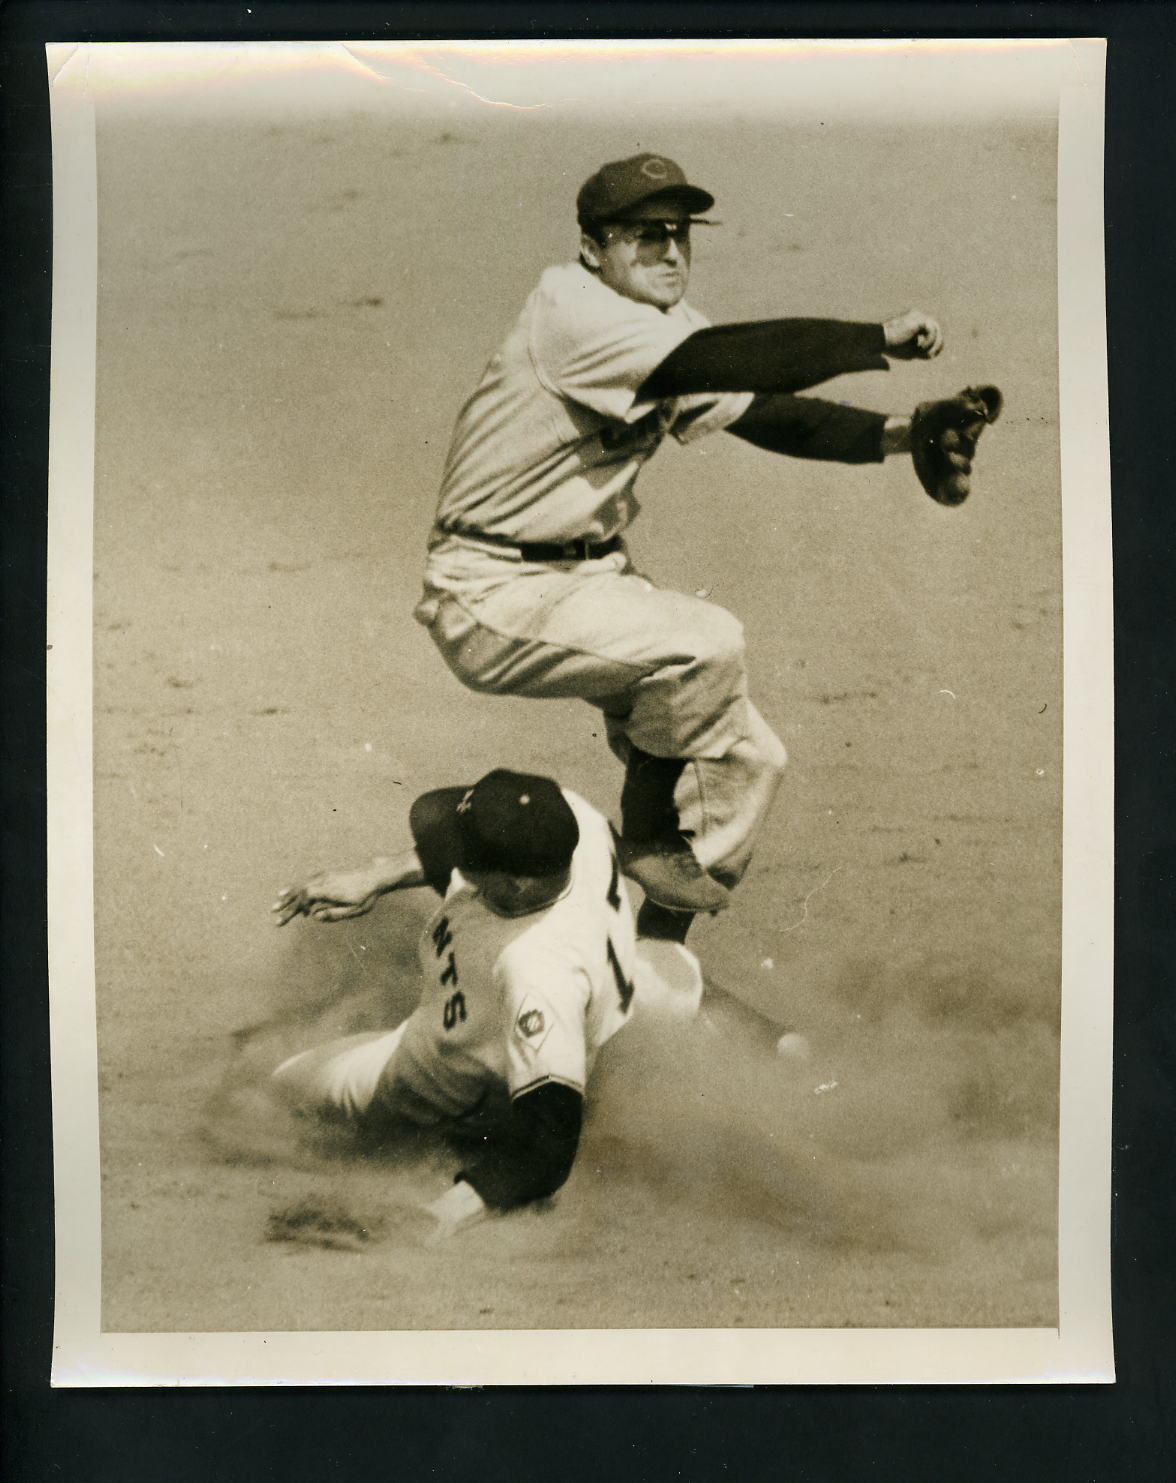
left=883, top=309, right=944, bottom=360
left=272, top=868, right=386, bottom=926
left=421, top=1180, right=488, bottom=1244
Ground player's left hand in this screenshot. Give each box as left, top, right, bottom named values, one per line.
left=272, top=868, right=386, bottom=926
left=882, top=309, right=944, bottom=360
left=421, top=1179, right=489, bottom=1244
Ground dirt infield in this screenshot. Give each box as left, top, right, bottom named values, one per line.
left=91, top=103, right=1061, bottom=1333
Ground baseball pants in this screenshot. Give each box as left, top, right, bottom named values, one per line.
left=272, top=1028, right=408, bottom=1122
left=272, top=1026, right=478, bottom=1128
left=414, top=537, right=787, bottom=888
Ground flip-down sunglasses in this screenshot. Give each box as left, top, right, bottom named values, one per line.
left=607, top=217, right=721, bottom=246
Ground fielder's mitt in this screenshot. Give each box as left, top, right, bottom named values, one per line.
left=910, top=384, right=1003, bottom=507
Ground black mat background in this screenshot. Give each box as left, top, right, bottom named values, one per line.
left=2, top=4, right=1172, bottom=1479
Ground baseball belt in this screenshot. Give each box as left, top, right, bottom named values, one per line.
left=443, top=526, right=624, bottom=564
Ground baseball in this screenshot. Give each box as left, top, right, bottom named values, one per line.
left=775, top=1032, right=812, bottom=1061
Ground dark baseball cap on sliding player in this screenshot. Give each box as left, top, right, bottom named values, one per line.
left=576, top=153, right=715, bottom=230
left=409, top=769, right=580, bottom=886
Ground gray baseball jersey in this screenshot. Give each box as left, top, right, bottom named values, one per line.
left=432, top=262, right=754, bottom=545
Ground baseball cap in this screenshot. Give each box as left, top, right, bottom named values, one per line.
left=576, top=153, right=715, bottom=230
left=410, top=769, right=580, bottom=882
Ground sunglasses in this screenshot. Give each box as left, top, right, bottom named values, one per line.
left=606, top=218, right=718, bottom=246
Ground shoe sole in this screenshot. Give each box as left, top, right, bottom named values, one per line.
left=620, top=856, right=730, bottom=913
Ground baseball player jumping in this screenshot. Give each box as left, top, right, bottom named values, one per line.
left=414, top=153, right=1002, bottom=943
left=271, top=768, right=697, bottom=1240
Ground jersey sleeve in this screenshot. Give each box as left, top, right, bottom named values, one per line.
left=670, top=390, right=757, bottom=444
left=497, top=942, right=593, bottom=1099
left=529, top=267, right=696, bottom=424
left=648, top=299, right=755, bottom=442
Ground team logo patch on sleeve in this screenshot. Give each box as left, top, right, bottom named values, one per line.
left=517, top=1009, right=545, bottom=1038
left=513, top=998, right=552, bottom=1050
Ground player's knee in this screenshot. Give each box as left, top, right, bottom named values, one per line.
left=741, top=712, right=788, bottom=786
left=689, top=607, right=746, bottom=677
left=436, top=642, right=497, bottom=694
left=759, top=728, right=788, bottom=777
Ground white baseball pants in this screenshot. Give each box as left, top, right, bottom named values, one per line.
left=414, top=536, right=787, bottom=888
left=272, top=1027, right=408, bottom=1121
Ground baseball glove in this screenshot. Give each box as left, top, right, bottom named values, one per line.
left=910, top=384, right=1003, bottom=506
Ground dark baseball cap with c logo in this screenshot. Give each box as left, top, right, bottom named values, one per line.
left=410, top=769, right=580, bottom=887
left=576, top=153, right=715, bottom=230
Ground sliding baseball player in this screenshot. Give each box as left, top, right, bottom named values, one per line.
left=271, top=767, right=700, bottom=1241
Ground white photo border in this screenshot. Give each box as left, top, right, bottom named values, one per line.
left=46, top=37, right=1112, bottom=1387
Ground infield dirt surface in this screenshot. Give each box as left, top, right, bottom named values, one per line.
left=89, top=96, right=1062, bottom=1335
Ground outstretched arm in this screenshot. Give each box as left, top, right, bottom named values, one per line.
left=725, top=393, right=912, bottom=463
left=272, top=847, right=427, bottom=926
left=637, top=309, right=942, bottom=401
left=422, top=1082, right=584, bottom=1239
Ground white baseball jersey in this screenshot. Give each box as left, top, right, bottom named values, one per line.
left=372, top=790, right=637, bottom=1121
left=431, top=262, right=754, bottom=544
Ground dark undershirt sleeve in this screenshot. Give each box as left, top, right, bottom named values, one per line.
left=637, top=318, right=888, bottom=400
left=457, top=1082, right=584, bottom=1211
left=725, top=392, right=888, bottom=463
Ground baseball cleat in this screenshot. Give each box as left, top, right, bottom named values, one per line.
left=616, top=836, right=730, bottom=913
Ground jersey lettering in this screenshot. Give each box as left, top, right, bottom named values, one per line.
left=606, top=853, right=622, bottom=911
left=599, top=411, right=663, bottom=457
left=442, top=991, right=467, bottom=1030
left=605, top=853, right=633, bottom=1011
left=439, top=951, right=459, bottom=988
left=607, top=938, right=634, bottom=1013
left=431, top=917, right=453, bottom=956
